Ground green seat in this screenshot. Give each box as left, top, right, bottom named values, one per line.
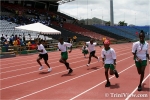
left=2, top=46, right=6, bottom=52
left=21, top=50, right=28, bottom=54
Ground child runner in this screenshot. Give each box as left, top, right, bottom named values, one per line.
left=132, top=30, right=149, bottom=91
left=86, top=39, right=100, bottom=67
left=82, top=42, right=89, bottom=58
left=36, top=40, right=52, bottom=72
left=101, top=39, right=119, bottom=87
left=58, top=37, right=73, bottom=74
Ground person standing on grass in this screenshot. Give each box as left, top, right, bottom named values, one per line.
left=58, top=37, right=73, bottom=74
left=132, top=30, right=149, bottom=91
left=86, top=39, right=100, bottom=67
left=36, top=40, right=52, bottom=72
left=101, top=39, right=119, bottom=87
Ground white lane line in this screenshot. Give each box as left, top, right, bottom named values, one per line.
left=1, top=49, right=132, bottom=73
left=70, top=64, right=135, bottom=100
left=1, top=46, right=131, bottom=66
left=16, top=64, right=135, bottom=100
left=0, top=53, right=84, bottom=69
left=1, top=54, right=132, bottom=90
left=1, top=52, right=132, bottom=79
left=125, top=74, right=150, bottom=100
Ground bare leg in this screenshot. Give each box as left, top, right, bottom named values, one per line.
left=37, top=57, right=42, bottom=66
left=44, top=60, right=50, bottom=68
left=88, top=55, right=92, bottom=64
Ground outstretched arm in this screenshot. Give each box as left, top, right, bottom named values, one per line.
left=69, top=46, right=72, bottom=53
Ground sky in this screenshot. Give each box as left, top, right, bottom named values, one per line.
left=58, top=0, right=150, bottom=26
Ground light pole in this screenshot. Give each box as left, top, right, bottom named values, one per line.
left=77, top=0, right=78, bottom=20
left=110, top=0, right=114, bottom=26
left=87, top=0, right=88, bottom=25
left=91, top=9, right=92, bottom=25
left=135, top=13, right=136, bottom=26
left=102, top=9, right=103, bottom=25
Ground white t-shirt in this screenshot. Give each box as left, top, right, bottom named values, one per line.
left=101, top=48, right=116, bottom=64
left=86, top=42, right=97, bottom=52
left=58, top=42, right=72, bottom=52
left=82, top=46, right=88, bottom=50
left=132, top=41, right=149, bottom=61
left=37, top=44, right=47, bottom=54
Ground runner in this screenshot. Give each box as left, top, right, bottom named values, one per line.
left=58, top=37, right=73, bottom=74
left=101, top=39, right=119, bottom=87
left=132, top=30, right=149, bottom=91
left=36, top=40, right=52, bottom=72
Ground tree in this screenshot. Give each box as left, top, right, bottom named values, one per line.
left=118, top=21, right=127, bottom=26
left=105, top=21, right=110, bottom=26
left=79, top=19, right=85, bottom=25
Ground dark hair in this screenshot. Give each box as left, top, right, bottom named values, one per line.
left=139, top=30, right=145, bottom=37
left=59, top=37, right=63, bottom=41
left=90, top=39, right=94, bottom=42
left=37, top=39, right=43, bottom=44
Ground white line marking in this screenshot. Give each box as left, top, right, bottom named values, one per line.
left=1, top=52, right=132, bottom=79
left=125, top=74, right=150, bottom=100
left=1, top=50, right=131, bottom=74
left=70, top=64, right=135, bottom=100
left=1, top=46, right=131, bottom=66
left=16, top=64, right=135, bottom=100
left=0, top=54, right=132, bottom=90
left=0, top=54, right=84, bottom=70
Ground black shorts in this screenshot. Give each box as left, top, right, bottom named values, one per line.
left=39, top=53, right=48, bottom=61
left=90, top=51, right=95, bottom=56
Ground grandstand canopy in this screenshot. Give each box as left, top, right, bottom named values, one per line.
left=15, top=23, right=61, bottom=35
left=34, top=0, right=75, bottom=4
left=56, top=0, right=75, bottom=4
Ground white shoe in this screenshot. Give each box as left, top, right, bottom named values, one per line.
left=39, top=66, right=43, bottom=70
left=48, top=68, right=52, bottom=72
left=87, top=64, right=90, bottom=67
left=98, top=57, right=100, bottom=62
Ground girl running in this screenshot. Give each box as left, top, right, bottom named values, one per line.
left=82, top=42, right=89, bottom=58
left=132, top=30, right=149, bottom=91
left=86, top=39, right=100, bottom=67
left=58, top=37, right=73, bottom=74
left=101, top=39, right=119, bottom=87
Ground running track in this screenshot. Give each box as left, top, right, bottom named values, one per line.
left=1, top=42, right=150, bottom=100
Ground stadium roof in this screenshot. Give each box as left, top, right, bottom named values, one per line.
left=56, top=0, right=75, bottom=4
left=35, top=0, right=75, bottom=4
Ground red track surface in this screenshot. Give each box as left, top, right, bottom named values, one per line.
left=1, top=43, right=150, bottom=100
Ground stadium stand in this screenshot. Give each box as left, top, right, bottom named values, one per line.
left=49, top=24, right=91, bottom=42
left=93, top=25, right=137, bottom=40
left=1, top=1, right=149, bottom=58
left=76, top=24, right=126, bottom=40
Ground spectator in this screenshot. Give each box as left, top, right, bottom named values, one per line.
left=13, top=39, right=18, bottom=46
left=27, top=40, right=31, bottom=50
left=73, top=36, right=77, bottom=43
left=9, top=36, right=13, bottom=46
left=13, top=39, right=18, bottom=51
left=4, top=40, right=9, bottom=52
left=1, top=34, right=5, bottom=43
